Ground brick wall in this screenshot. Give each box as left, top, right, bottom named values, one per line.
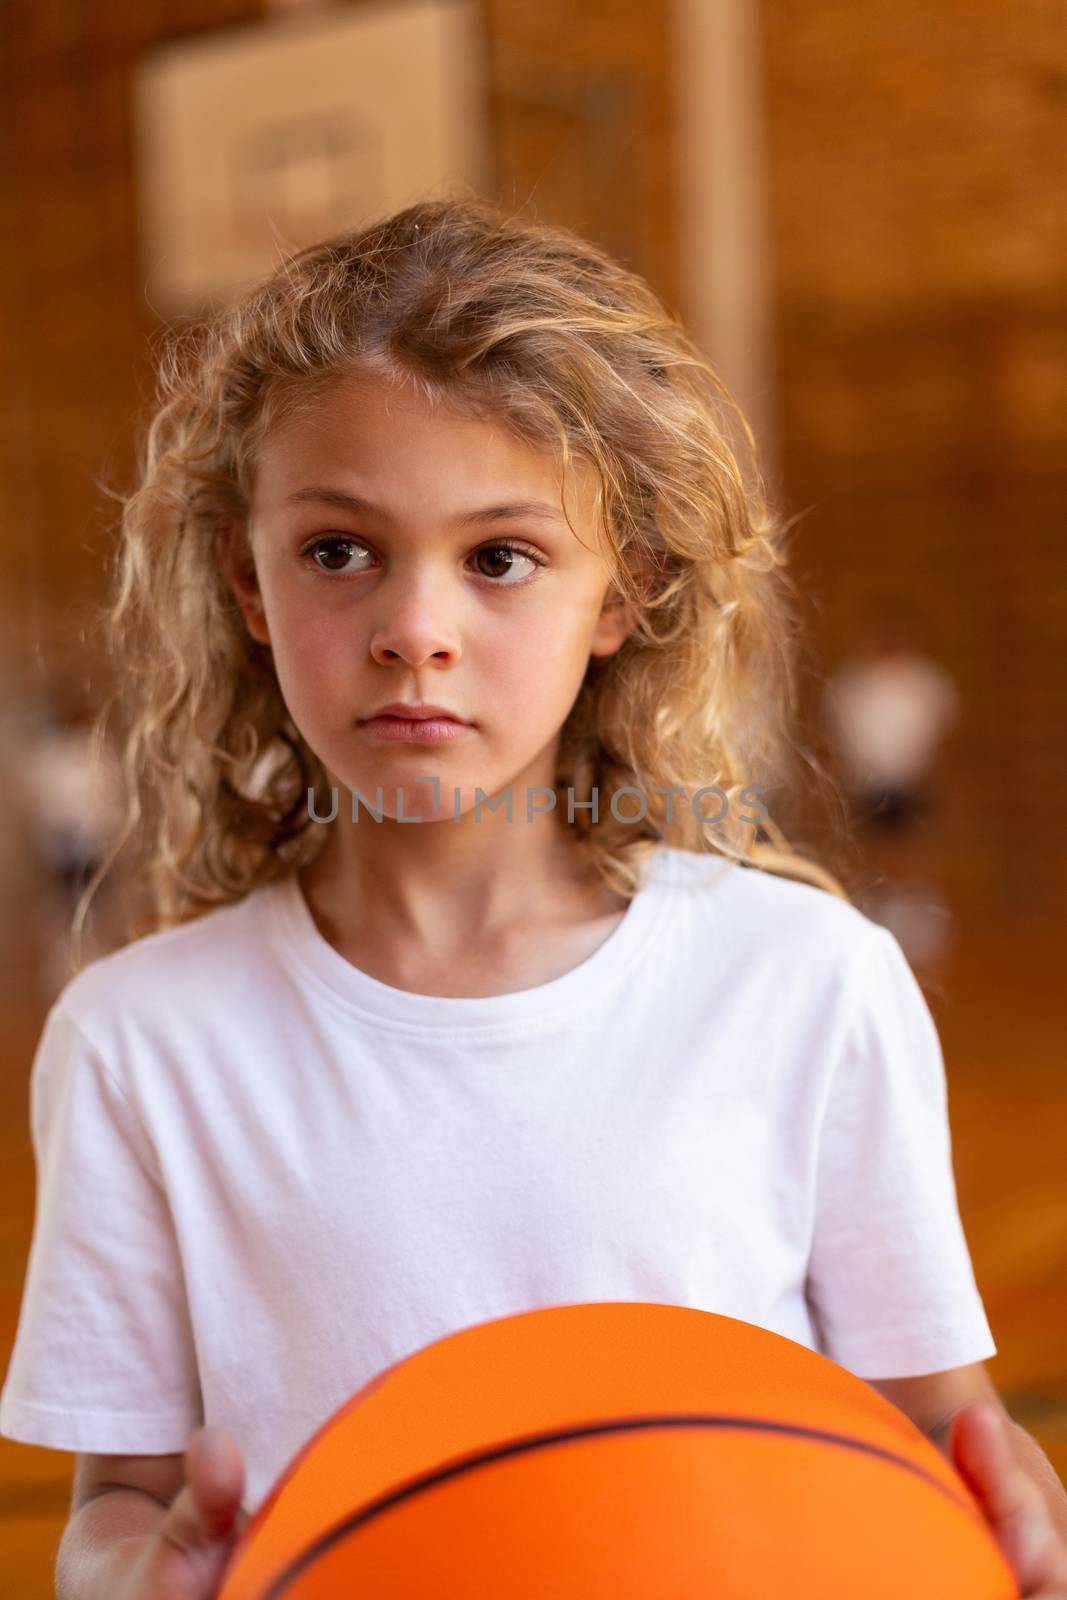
left=761, top=0, right=1067, bottom=911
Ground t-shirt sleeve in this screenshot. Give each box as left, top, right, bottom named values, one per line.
left=0, top=1003, right=203, bottom=1453
left=805, top=922, right=998, bottom=1379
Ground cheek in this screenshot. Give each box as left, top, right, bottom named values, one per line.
left=268, top=597, right=355, bottom=711
left=480, top=597, right=597, bottom=684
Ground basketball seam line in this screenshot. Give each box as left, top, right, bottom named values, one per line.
left=257, top=1412, right=983, bottom=1599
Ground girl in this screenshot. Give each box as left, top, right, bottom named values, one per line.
left=2, top=194, right=1063, bottom=1600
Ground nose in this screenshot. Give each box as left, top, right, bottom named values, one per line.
left=368, top=571, right=461, bottom=669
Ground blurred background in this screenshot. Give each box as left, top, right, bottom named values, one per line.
left=1, top=0, right=1064, bottom=1585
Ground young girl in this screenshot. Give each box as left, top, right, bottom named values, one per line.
left=2, top=194, right=1060, bottom=1600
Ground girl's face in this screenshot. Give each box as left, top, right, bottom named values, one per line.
left=227, top=372, right=635, bottom=824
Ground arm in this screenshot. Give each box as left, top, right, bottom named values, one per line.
left=868, top=1365, right=1067, bottom=1597
left=56, top=1490, right=167, bottom=1600
left=55, top=1428, right=248, bottom=1600
left=930, top=1405, right=1067, bottom=1551
left=930, top=1405, right=1067, bottom=1600
left=997, top=1420, right=1067, bottom=1550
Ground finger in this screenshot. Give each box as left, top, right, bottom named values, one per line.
left=951, top=1405, right=1067, bottom=1591
left=161, top=1426, right=247, bottom=1555
left=951, top=1405, right=1036, bottom=1519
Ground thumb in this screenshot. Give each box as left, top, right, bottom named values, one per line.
left=161, top=1426, right=247, bottom=1556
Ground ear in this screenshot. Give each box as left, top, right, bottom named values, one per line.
left=217, top=522, right=270, bottom=647
left=588, top=584, right=639, bottom=660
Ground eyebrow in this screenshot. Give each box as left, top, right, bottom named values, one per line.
left=284, top=486, right=567, bottom=527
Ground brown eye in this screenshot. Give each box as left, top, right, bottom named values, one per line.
left=307, top=537, right=368, bottom=574
left=471, top=542, right=542, bottom=584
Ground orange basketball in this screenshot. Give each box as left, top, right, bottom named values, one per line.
left=216, top=1301, right=1017, bottom=1600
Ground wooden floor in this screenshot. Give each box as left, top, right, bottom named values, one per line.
left=0, top=897, right=1064, bottom=1593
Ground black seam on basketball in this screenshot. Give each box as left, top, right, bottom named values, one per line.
left=258, top=1414, right=980, bottom=1599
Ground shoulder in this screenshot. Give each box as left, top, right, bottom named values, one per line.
left=659, top=846, right=878, bottom=953
left=52, top=880, right=285, bottom=1061
left=652, top=846, right=897, bottom=1023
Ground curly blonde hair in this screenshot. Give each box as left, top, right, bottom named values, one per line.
left=74, top=189, right=850, bottom=966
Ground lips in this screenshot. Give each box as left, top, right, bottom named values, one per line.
left=357, top=709, right=473, bottom=744
left=360, top=702, right=467, bottom=724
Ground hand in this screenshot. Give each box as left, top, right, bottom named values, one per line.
left=945, top=1402, right=1067, bottom=1599
left=117, top=1425, right=249, bottom=1600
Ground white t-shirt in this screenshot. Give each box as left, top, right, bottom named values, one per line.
left=0, top=844, right=996, bottom=1514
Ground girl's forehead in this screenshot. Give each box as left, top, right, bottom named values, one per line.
left=275, top=379, right=495, bottom=442
left=252, top=374, right=584, bottom=502
left=279, top=366, right=496, bottom=428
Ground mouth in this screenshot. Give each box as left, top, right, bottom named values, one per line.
left=358, top=703, right=469, bottom=724
left=357, top=712, right=473, bottom=743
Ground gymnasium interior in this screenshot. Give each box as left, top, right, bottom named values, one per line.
left=0, top=1, right=1063, bottom=1591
